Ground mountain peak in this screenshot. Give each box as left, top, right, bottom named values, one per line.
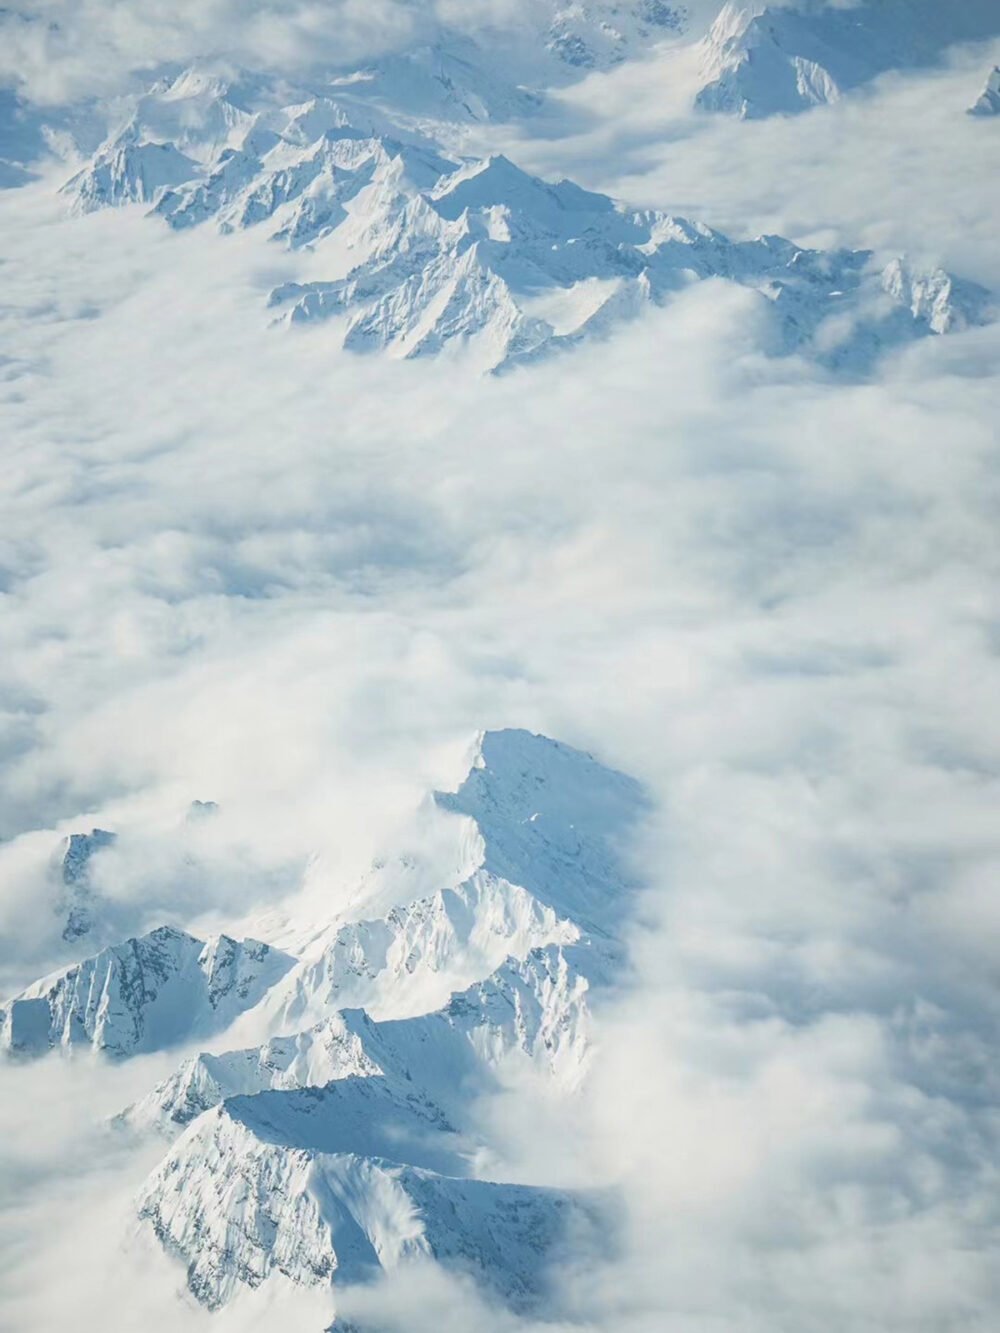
left=435, top=729, right=649, bottom=933
left=431, top=153, right=614, bottom=225
left=0, top=925, right=294, bottom=1059
left=697, top=1, right=1000, bottom=120
left=55, top=827, right=116, bottom=940
left=139, top=1092, right=594, bottom=1310
left=969, top=66, right=1000, bottom=117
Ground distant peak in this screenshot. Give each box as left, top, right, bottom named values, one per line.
left=969, top=66, right=1000, bottom=117
left=60, top=827, right=116, bottom=882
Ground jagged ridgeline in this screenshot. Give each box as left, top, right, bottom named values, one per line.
left=697, top=0, right=1000, bottom=119
left=1, top=731, right=648, bottom=1318
left=59, top=62, right=994, bottom=374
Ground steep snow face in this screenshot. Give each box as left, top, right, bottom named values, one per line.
left=253, top=730, right=642, bottom=1030
left=269, top=150, right=994, bottom=373
left=363, top=943, right=597, bottom=1101
left=55, top=827, right=116, bottom=941
left=879, top=260, right=992, bottom=335
left=436, top=729, right=648, bottom=936
left=123, top=1012, right=385, bottom=1133
left=65, top=134, right=200, bottom=212
left=697, top=1, right=1000, bottom=120
left=969, top=67, right=1000, bottom=117
left=0, top=926, right=295, bottom=1058
left=139, top=1096, right=587, bottom=1311
left=123, top=944, right=595, bottom=1134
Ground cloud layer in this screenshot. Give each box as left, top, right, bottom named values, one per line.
left=1, top=17, right=1000, bottom=1333
left=0, top=1, right=422, bottom=103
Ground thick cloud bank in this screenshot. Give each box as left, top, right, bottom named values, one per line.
left=1, top=8, right=999, bottom=1333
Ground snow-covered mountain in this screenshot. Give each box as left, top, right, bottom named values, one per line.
left=434, top=728, right=645, bottom=936
left=0, top=925, right=295, bottom=1057
left=139, top=1086, right=592, bottom=1311
left=123, top=943, right=594, bottom=1135
left=206, top=157, right=998, bottom=373
left=120, top=733, right=627, bottom=1145
left=122, top=731, right=637, bottom=1314
left=333, top=1, right=690, bottom=116
left=251, top=870, right=581, bottom=1033
left=969, top=67, right=1000, bottom=117
left=696, top=1, right=1000, bottom=120
left=54, top=827, right=116, bottom=941
left=55, top=0, right=691, bottom=181
left=61, top=69, right=994, bottom=373
left=2, top=730, right=640, bottom=1316
left=2, top=0, right=691, bottom=197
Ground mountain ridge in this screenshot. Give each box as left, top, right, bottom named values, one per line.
left=0, top=925, right=295, bottom=1058
left=696, top=1, right=1000, bottom=120
left=118, top=730, right=641, bottom=1314
left=61, top=73, right=996, bottom=373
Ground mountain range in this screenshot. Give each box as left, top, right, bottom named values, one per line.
left=0, top=2, right=992, bottom=375
left=969, top=66, right=1000, bottom=116
left=1, top=729, right=646, bottom=1316
left=56, top=63, right=995, bottom=374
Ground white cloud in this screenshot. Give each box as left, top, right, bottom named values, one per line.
left=0, top=1, right=425, bottom=104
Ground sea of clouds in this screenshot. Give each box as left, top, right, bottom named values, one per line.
left=1, top=7, right=999, bottom=1331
